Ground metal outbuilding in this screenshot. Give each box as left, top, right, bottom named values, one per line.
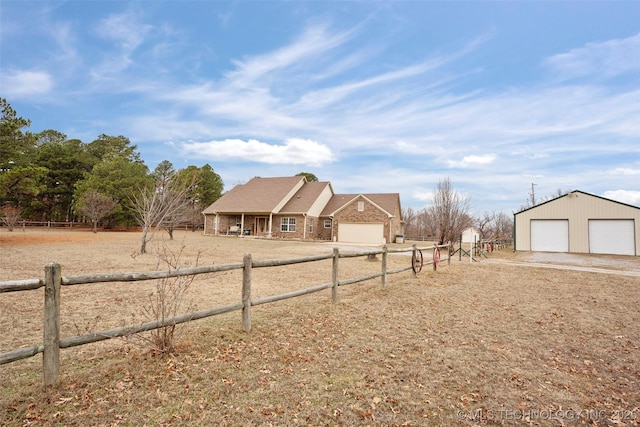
left=514, top=190, right=640, bottom=256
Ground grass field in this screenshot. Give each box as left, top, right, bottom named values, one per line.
left=1, top=230, right=639, bottom=426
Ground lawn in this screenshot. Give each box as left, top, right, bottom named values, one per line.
left=1, top=230, right=639, bottom=426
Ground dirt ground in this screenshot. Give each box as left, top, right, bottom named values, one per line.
left=1, top=229, right=639, bottom=426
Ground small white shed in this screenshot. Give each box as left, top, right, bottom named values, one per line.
left=461, top=227, right=480, bottom=244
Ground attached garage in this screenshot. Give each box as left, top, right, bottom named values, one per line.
left=514, top=190, right=640, bottom=256
left=530, top=220, right=569, bottom=252
left=338, top=223, right=385, bottom=244
left=589, top=219, right=635, bottom=256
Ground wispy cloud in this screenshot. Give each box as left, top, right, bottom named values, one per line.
left=608, top=167, right=640, bottom=176
left=3, top=1, right=639, bottom=212
left=226, top=24, right=355, bottom=88
left=96, top=11, right=151, bottom=52
left=121, top=24, right=640, bottom=197
left=90, top=10, right=153, bottom=81
left=543, top=33, right=640, bottom=81
left=0, top=69, right=53, bottom=97
left=181, top=138, right=334, bottom=166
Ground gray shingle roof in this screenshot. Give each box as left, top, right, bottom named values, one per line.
left=202, top=176, right=401, bottom=220
left=202, top=176, right=304, bottom=214
left=280, top=181, right=331, bottom=213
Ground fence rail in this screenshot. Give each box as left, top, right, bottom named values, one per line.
left=0, top=243, right=450, bottom=386
left=0, top=220, right=91, bottom=230
left=0, top=220, right=203, bottom=232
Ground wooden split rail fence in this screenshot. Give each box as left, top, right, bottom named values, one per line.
left=0, top=243, right=450, bottom=386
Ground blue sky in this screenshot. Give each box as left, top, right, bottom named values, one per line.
left=2, top=1, right=639, bottom=215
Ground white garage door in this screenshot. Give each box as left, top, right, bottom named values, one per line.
left=589, top=220, right=635, bottom=255
left=530, top=220, right=569, bottom=252
left=338, top=223, right=385, bottom=244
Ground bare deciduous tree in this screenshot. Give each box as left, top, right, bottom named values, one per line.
left=493, top=212, right=514, bottom=240
left=474, top=210, right=514, bottom=243
left=428, top=177, right=471, bottom=246
left=143, top=243, right=199, bottom=353
left=475, top=211, right=496, bottom=240
left=0, top=205, right=21, bottom=231
left=77, top=190, right=118, bottom=233
left=130, top=175, right=196, bottom=254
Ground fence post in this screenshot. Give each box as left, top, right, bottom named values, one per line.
left=381, top=245, right=387, bottom=287
left=331, top=247, right=339, bottom=303
left=242, top=253, right=252, bottom=332
left=448, top=243, right=451, bottom=265
left=43, top=262, right=61, bottom=387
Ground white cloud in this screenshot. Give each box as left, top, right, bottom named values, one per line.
left=96, top=12, right=151, bottom=52
left=4, top=6, right=637, bottom=215
left=0, top=69, right=52, bottom=97
left=543, top=33, right=640, bottom=80
left=181, top=138, right=334, bottom=166
left=602, top=190, right=640, bottom=207
left=90, top=11, right=153, bottom=80
left=448, top=154, right=496, bottom=168
left=140, top=26, right=639, bottom=167
left=608, top=167, right=640, bottom=176
left=226, top=24, right=354, bottom=87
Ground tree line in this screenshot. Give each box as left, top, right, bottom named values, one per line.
left=0, top=98, right=223, bottom=246
left=402, top=178, right=513, bottom=245
left=1, top=97, right=512, bottom=249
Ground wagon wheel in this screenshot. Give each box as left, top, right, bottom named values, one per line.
left=412, top=248, right=423, bottom=274
left=433, top=247, right=441, bottom=270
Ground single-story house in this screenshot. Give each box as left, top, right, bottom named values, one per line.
left=202, top=176, right=404, bottom=244
left=514, top=190, right=640, bottom=256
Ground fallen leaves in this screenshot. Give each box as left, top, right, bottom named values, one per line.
left=4, top=258, right=640, bottom=426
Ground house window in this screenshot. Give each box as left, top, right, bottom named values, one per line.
left=281, top=217, right=296, bottom=232
left=358, top=201, right=364, bottom=211
left=309, top=219, right=314, bottom=233
left=235, top=217, right=242, bottom=227
left=324, top=219, right=332, bottom=228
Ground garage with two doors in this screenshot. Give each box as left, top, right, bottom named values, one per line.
left=514, top=191, right=640, bottom=256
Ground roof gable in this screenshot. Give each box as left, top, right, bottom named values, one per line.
left=202, top=176, right=305, bottom=214
left=321, top=193, right=401, bottom=218
left=280, top=182, right=333, bottom=213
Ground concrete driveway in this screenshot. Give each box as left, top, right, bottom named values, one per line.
left=485, top=251, right=640, bottom=277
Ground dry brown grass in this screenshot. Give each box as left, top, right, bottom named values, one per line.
left=1, top=229, right=639, bottom=426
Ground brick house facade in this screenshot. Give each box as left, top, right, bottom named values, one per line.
left=202, top=176, right=404, bottom=244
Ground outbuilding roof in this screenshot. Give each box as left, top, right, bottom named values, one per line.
left=514, top=190, right=640, bottom=215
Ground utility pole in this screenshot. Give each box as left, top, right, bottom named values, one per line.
left=529, top=183, right=537, bottom=206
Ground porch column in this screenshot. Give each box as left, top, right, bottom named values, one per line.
left=241, top=214, right=245, bottom=237
left=303, top=214, right=307, bottom=239
left=331, top=217, right=336, bottom=241
left=268, top=213, right=273, bottom=238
